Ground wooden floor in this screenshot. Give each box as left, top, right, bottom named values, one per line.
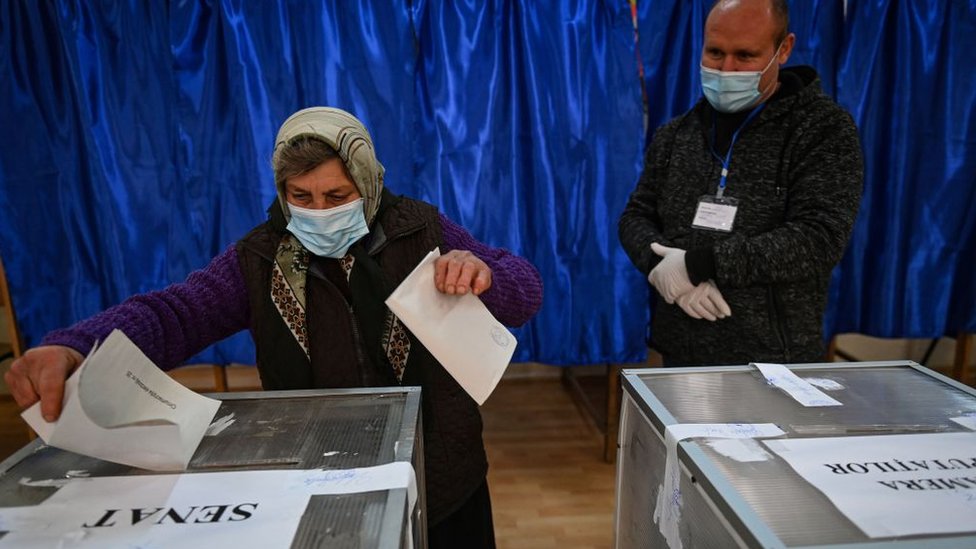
left=483, top=377, right=615, bottom=548
left=0, top=376, right=615, bottom=548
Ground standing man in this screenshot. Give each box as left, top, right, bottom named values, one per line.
left=619, top=0, right=863, bottom=366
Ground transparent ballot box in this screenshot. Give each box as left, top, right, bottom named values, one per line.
left=615, top=361, right=976, bottom=548
left=0, top=387, right=424, bottom=548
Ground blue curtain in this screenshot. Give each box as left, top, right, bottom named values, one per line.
left=0, top=2, right=216, bottom=355
left=410, top=1, right=646, bottom=363
left=635, top=0, right=707, bottom=144
left=0, top=0, right=645, bottom=365
left=1, top=1, right=973, bottom=367
left=786, top=0, right=844, bottom=98
left=825, top=0, right=976, bottom=337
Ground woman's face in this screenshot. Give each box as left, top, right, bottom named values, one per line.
left=284, top=158, right=361, bottom=210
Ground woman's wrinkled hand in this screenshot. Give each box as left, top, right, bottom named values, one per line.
left=5, top=345, right=84, bottom=422
left=434, top=250, right=492, bottom=296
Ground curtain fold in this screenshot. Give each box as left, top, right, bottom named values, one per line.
left=826, top=0, right=976, bottom=337
left=0, top=1, right=183, bottom=352
left=635, top=0, right=708, bottom=143
left=787, top=0, right=844, bottom=97
left=412, top=0, right=645, bottom=363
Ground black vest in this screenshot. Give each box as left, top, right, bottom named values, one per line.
left=235, top=192, right=488, bottom=525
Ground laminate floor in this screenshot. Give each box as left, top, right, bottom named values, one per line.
left=483, top=377, right=616, bottom=548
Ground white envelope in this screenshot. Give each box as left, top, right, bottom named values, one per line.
left=22, top=329, right=221, bottom=471
left=385, top=248, right=517, bottom=405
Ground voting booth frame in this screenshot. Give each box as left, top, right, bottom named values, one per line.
left=614, top=360, right=976, bottom=549
left=0, top=387, right=425, bottom=549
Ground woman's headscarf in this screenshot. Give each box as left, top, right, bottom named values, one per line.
left=272, top=106, right=385, bottom=225
left=269, top=107, right=402, bottom=363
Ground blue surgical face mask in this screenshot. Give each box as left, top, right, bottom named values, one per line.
left=700, top=45, right=781, bottom=113
left=286, top=198, right=369, bottom=258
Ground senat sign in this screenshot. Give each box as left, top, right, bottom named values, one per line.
left=83, top=504, right=258, bottom=528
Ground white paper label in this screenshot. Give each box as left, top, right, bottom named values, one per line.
left=654, top=423, right=785, bottom=549
left=950, top=414, right=976, bottom=431
left=692, top=200, right=737, bottom=232
left=753, top=363, right=842, bottom=407
left=0, top=463, right=417, bottom=548
left=765, top=433, right=976, bottom=538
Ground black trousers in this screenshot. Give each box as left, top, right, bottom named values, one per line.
left=427, top=479, right=496, bottom=549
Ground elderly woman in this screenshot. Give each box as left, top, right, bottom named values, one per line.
left=7, top=106, right=543, bottom=548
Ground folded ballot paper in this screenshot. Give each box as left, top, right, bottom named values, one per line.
left=385, top=248, right=517, bottom=405
left=21, top=329, right=221, bottom=471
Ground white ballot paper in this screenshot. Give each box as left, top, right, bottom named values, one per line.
left=21, top=329, right=221, bottom=471
left=385, top=248, right=516, bottom=405
left=752, top=362, right=842, bottom=407
left=764, top=432, right=976, bottom=538
left=950, top=413, right=976, bottom=431
left=0, top=463, right=417, bottom=548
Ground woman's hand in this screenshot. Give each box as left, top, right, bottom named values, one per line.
left=5, top=345, right=84, bottom=422
left=434, top=250, right=492, bottom=296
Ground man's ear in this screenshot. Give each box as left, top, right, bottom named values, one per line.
left=778, top=32, right=796, bottom=64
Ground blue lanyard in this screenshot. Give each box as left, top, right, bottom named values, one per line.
left=709, top=103, right=765, bottom=198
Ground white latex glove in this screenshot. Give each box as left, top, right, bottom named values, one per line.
left=675, top=280, right=732, bottom=321
left=648, top=243, right=694, bottom=304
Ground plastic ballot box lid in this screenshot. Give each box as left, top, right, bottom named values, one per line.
left=0, top=387, right=424, bottom=549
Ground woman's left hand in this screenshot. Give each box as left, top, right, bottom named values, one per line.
left=434, top=250, right=492, bottom=296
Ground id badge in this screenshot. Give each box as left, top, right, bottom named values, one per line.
left=692, top=195, right=739, bottom=232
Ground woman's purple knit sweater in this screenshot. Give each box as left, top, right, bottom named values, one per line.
left=42, top=214, right=543, bottom=370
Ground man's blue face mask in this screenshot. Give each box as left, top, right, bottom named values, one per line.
left=700, top=44, right=781, bottom=113
left=286, top=198, right=369, bottom=258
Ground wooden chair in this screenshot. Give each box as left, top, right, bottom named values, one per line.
left=830, top=333, right=973, bottom=386
left=951, top=333, right=974, bottom=386
left=166, top=362, right=262, bottom=394
left=167, top=364, right=228, bottom=393
left=0, top=256, right=32, bottom=442
left=224, top=363, right=263, bottom=392
left=0, top=256, right=24, bottom=362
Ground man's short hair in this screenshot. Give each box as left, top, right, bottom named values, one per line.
left=710, top=0, right=790, bottom=46
left=770, top=0, right=790, bottom=44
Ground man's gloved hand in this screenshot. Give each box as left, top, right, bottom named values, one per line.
left=648, top=243, right=694, bottom=303
left=675, top=280, right=732, bottom=321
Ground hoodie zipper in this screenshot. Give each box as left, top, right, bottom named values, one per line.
left=305, top=265, right=371, bottom=374
left=346, top=302, right=373, bottom=377
left=328, top=220, right=426, bottom=383
left=767, top=285, right=792, bottom=362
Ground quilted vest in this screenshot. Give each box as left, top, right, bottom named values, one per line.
left=235, top=191, right=488, bottom=525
